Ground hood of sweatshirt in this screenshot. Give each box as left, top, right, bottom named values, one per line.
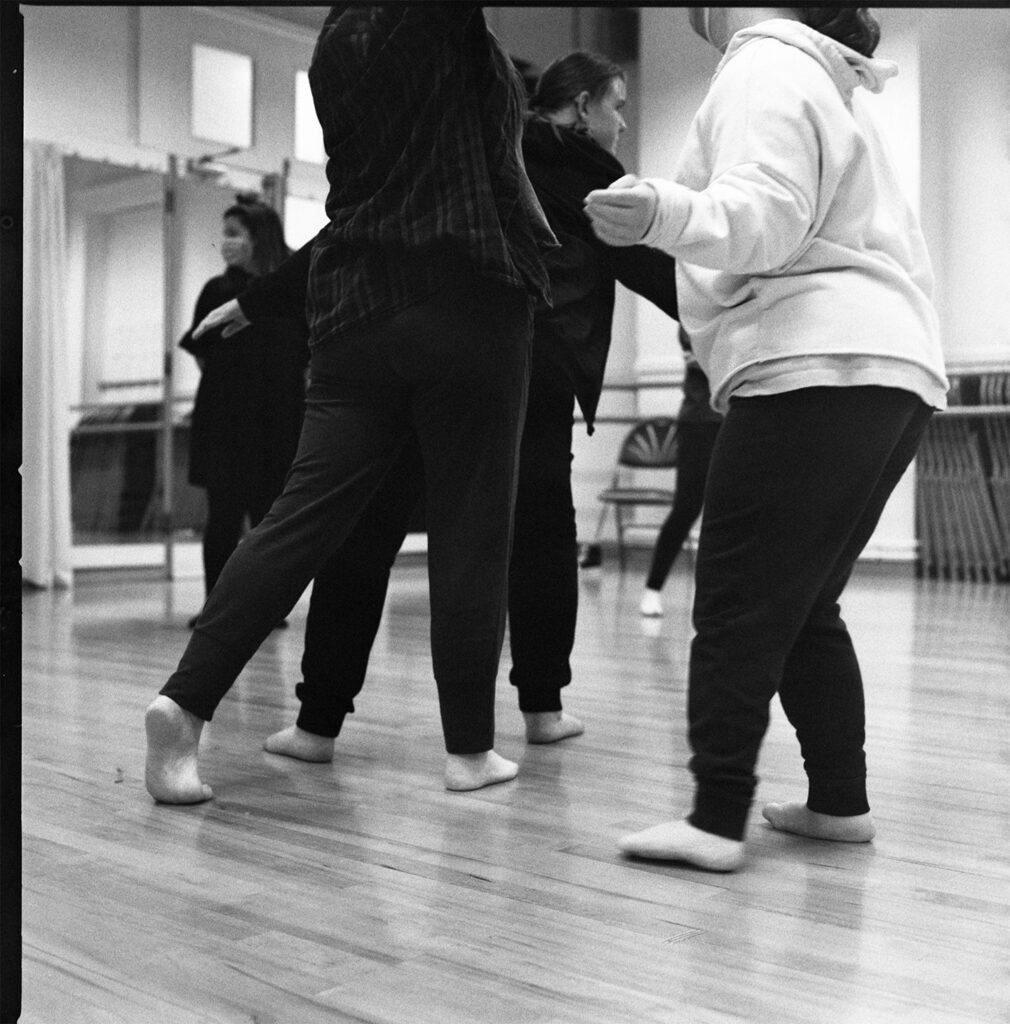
left=717, top=18, right=898, bottom=102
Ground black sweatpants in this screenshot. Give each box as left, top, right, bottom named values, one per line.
left=686, top=386, right=933, bottom=840
left=292, top=356, right=580, bottom=736
left=161, top=270, right=532, bottom=755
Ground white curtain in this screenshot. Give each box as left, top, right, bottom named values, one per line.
left=22, top=142, right=73, bottom=588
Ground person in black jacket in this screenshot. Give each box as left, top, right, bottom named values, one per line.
left=192, top=51, right=681, bottom=765
left=502, top=52, right=680, bottom=739
left=179, top=196, right=308, bottom=625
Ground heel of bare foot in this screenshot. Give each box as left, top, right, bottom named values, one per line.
left=619, top=820, right=744, bottom=872
left=144, top=696, right=212, bottom=804
left=762, top=801, right=876, bottom=842
left=444, top=750, right=518, bottom=791
left=524, top=711, right=585, bottom=744
left=263, top=725, right=334, bottom=763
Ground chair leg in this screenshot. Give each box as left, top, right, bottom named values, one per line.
left=593, top=502, right=610, bottom=542
left=616, top=506, right=625, bottom=571
left=686, top=503, right=701, bottom=568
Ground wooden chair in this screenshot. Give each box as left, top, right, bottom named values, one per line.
left=595, top=416, right=679, bottom=569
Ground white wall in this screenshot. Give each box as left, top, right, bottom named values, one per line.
left=24, top=5, right=1010, bottom=560
left=136, top=6, right=326, bottom=201
left=24, top=4, right=329, bottom=412
left=22, top=4, right=327, bottom=198
left=917, top=8, right=1010, bottom=368
left=22, top=6, right=142, bottom=162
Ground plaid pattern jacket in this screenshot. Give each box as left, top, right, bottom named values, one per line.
left=306, top=4, right=556, bottom=349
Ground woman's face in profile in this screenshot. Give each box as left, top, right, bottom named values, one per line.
left=582, top=75, right=627, bottom=157
left=220, top=216, right=254, bottom=271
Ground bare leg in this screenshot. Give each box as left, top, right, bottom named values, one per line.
left=444, top=750, right=518, bottom=791
left=144, top=696, right=213, bottom=804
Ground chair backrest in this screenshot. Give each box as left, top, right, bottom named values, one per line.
left=617, top=417, right=678, bottom=468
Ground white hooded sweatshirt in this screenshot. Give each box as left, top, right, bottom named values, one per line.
left=640, top=19, right=949, bottom=413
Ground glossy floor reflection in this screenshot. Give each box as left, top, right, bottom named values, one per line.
left=20, top=555, right=1010, bottom=1024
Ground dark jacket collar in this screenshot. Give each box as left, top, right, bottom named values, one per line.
left=522, top=114, right=623, bottom=181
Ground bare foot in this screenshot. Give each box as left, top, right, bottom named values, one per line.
left=762, top=802, right=876, bottom=842
left=144, top=696, right=212, bottom=804
left=444, top=750, right=518, bottom=791
left=263, top=725, right=334, bottom=763
left=524, top=711, right=585, bottom=744
left=619, top=819, right=744, bottom=872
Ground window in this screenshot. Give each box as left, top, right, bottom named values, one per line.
left=294, top=70, right=326, bottom=165
left=284, top=194, right=327, bottom=249
left=191, top=43, right=253, bottom=149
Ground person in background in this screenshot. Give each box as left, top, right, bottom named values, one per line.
left=586, top=6, right=947, bottom=870
left=144, top=5, right=556, bottom=802
left=639, top=329, right=722, bottom=618
left=190, top=50, right=681, bottom=765
left=179, top=196, right=307, bottom=627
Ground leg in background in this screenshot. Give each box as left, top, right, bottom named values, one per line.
left=641, top=421, right=720, bottom=617
left=507, top=362, right=584, bottom=744
left=201, top=487, right=246, bottom=597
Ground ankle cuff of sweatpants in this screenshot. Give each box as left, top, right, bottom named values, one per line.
left=294, top=685, right=351, bottom=740
left=689, top=788, right=750, bottom=841
left=515, top=688, right=564, bottom=714
left=160, top=626, right=259, bottom=722
left=807, top=777, right=870, bottom=817
left=294, top=710, right=347, bottom=740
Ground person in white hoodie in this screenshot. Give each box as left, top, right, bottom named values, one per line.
left=585, top=7, right=948, bottom=871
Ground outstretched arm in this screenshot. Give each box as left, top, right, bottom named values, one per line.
left=585, top=44, right=827, bottom=274
left=603, top=233, right=679, bottom=320
left=193, top=234, right=316, bottom=340
left=193, top=299, right=251, bottom=340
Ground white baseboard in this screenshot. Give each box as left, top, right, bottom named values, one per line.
left=72, top=533, right=430, bottom=576
left=72, top=543, right=171, bottom=571
left=857, top=538, right=919, bottom=562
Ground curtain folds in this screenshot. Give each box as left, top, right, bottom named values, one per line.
left=22, top=142, right=73, bottom=588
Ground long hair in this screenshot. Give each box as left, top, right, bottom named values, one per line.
left=795, top=8, right=881, bottom=57
left=223, top=193, right=290, bottom=277
left=529, top=51, right=624, bottom=116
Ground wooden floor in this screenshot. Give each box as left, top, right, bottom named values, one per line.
left=19, top=554, right=1010, bottom=1024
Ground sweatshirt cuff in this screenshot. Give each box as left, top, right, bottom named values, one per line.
left=640, top=177, right=693, bottom=252
left=236, top=289, right=271, bottom=322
